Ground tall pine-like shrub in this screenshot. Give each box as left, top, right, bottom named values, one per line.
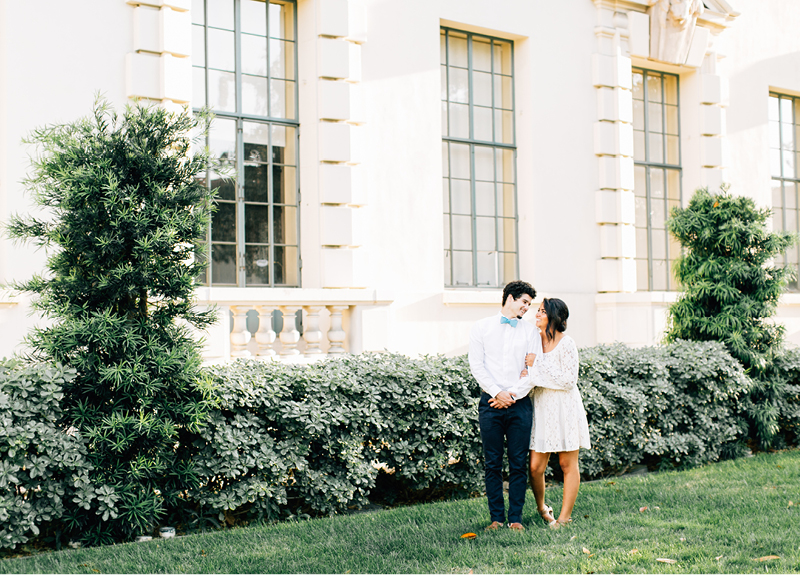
left=7, top=100, right=216, bottom=544
left=666, top=187, right=796, bottom=447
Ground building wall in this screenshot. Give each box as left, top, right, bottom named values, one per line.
left=2, top=0, right=800, bottom=360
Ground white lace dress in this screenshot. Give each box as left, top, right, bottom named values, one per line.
left=529, top=335, right=591, bottom=453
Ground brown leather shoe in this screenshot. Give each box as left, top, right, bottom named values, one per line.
left=484, top=521, right=504, bottom=531
left=508, top=522, right=525, bottom=531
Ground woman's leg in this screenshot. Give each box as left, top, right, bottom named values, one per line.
left=557, top=450, right=580, bottom=523
left=529, top=450, right=554, bottom=521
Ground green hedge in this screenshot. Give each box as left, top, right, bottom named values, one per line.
left=0, top=361, right=112, bottom=550
left=190, top=353, right=482, bottom=522
left=5, top=340, right=800, bottom=548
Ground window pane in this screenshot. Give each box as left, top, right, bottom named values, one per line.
left=245, top=204, right=269, bottom=244
left=494, top=76, right=513, bottom=110
left=270, top=79, right=295, bottom=119
left=448, top=67, right=469, bottom=103
left=475, top=181, right=495, bottom=216
left=193, top=67, right=206, bottom=108
left=636, top=227, right=648, bottom=258
left=273, top=205, right=297, bottom=244
left=273, top=246, right=298, bottom=285
left=270, top=38, right=295, bottom=79
left=476, top=217, right=495, bottom=251
left=632, top=71, right=644, bottom=100
left=496, top=149, right=514, bottom=183
left=634, top=165, right=647, bottom=197
left=648, top=132, right=664, bottom=163
left=208, top=0, right=234, bottom=30
left=210, top=117, right=237, bottom=165
left=652, top=229, right=667, bottom=259
left=441, top=100, right=448, bottom=136
left=212, top=202, right=237, bottom=243
left=241, top=34, right=267, bottom=76
left=452, top=251, right=473, bottom=286
left=440, top=32, right=446, bottom=65
left=245, top=245, right=270, bottom=285
left=635, top=196, right=647, bottom=227
left=652, top=199, right=666, bottom=229
left=667, top=169, right=680, bottom=201
left=451, top=179, right=471, bottom=215
left=443, top=215, right=450, bottom=248
left=647, top=73, right=662, bottom=103
left=271, top=124, right=296, bottom=163
left=782, top=121, right=796, bottom=151
left=498, top=218, right=516, bottom=251
left=273, top=165, right=297, bottom=204
left=211, top=244, right=237, bottom=284
left=269, top=2, right=294, bottom=40
left=440, top=66, right=447, bottom=101
left=666, top=105, right=679, bottom=135
left=636, top=258, right=649, bottom=291
left=781, top=98, right=793, bottom=125
left=493, top=40, right=512, bottom=75
left=244, top=165, right=269, bottom=203
left=192, top=26, right=206, bottom=67
left=452, top=215, right=472, bottom=250
left=651, top=168, right=664, bottom=199
left=442, top=142, right=449, bottom=177
left=771, top=148, right=782, bottom=177
left=242, top=0, right=267, bottom=35
left=784, top=148, right=796, bottom=179
left=242, top=75, right=269, bottom=116
left=666, top=135, right=680, bottom=164
left=449, top=143, right=470, bottom=179
left=773, top=180, right=784, bottom=211
left=634, top=131, right=645, bottom=162
left=474, top=106, right=493, bottom=141
left=633, top=100, right=644, bottom=130
left=473, top=37, right=492, bottom=72
left=448, top=33, right=468, bottom=67
left=192, top=0, right=204, bottom=25
left=474, top=146, right=494, bottom=181
left=768, top=95, right=780, bottom=122
left=443, top=251, right=452, bottom=285
left=476, top=251, right=497, bottom=286
left=210, top=173, right=235, bottom=201
left=207, top=70, right=236, bottom=112
left=207, top=28, right=235, bottom=71
left=474, top=71, right=492, bottom=107
left=449, top=103, right=469, bottom=138
left=499, top=184, right=515, bottom=218
left=648, top=102, right=663, bottom=133
left=495, top=109, right=514, bottom=144
left=652, top=260, right=668, bottom=291
left=788, top=186, right=798, bottom=210
left=664, top=75, right=678, bottom=105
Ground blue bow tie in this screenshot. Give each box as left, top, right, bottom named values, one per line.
left=501, top=316, right=518, bottom=327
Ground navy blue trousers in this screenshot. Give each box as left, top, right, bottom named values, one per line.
left=478, top=392, right=533, bottom=524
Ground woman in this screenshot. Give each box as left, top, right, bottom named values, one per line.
left=521, top=298, right=590, bottom=529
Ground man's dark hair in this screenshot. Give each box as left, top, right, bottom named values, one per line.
left=542, top=297, right=569, bottom=341
left=502, top=280, right=536, bottom=307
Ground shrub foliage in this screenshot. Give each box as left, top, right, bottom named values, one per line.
left=6, top=100, right=215, bottom=545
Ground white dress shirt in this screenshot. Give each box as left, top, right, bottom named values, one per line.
left=469, top=311, right=542, bottom=399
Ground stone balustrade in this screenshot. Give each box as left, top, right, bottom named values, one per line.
left=193, top=287, right=392, bottom=363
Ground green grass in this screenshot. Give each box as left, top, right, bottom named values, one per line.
left=3, top=450, right=799, bottom=574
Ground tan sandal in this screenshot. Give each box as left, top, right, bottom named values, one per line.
left=549, top=518, right=572, bottom=530
left=538, top=504, right=555, bottom=524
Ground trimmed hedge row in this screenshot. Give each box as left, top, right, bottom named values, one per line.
left=3, top=341, right=800, bottom=549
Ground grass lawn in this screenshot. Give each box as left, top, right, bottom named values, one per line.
left=2, top=449, right=799, bottom=574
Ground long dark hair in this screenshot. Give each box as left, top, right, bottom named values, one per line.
left=542, top=298, right=569, bottom=341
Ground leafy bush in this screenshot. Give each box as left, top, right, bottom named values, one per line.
left=578, top=341, right=752, bottom=478
left=6, top=100, right=215, bottom=544
left=760, top=348, right=800, bottom=448
left=0, top=360, right=113, bottom=550
left=191, top=353, right=482, bottom=522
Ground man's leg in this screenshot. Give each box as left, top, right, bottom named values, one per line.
left=479, top=393, right=506, bottom=524
left=506, top=396, right=533, bottom=524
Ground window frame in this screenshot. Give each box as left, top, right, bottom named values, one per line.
left=193, top=0, right=301, bottom=288
left=769, top=92, right=800, bottom=291
left=441, top=27, right=519, bottom=289
left=632, top=67, right=683, bottom=292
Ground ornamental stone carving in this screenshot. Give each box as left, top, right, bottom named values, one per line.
left=649, top=0, right=704, bottom=65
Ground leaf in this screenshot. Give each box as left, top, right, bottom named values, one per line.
left=570, top=535, right=577, bottom=541
left=715, top=556, right=723, bottom=561
left=755, top=556, right=780, bottom=561
left=460, top=533, right=476, bottom=539
left=656, top=558, right=677, bottom=564
left=788, top=501, right=794, bottom=507
left=639, top=506, right=648, bottom=512
left=583, top=547, right=590, bottom=554
left=629, top=549, right=639, bottom=555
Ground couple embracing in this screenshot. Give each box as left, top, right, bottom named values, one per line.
left=468, top=280, right=591, bottom=531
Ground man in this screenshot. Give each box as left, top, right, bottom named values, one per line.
left=468, top=280, right=541, bottom=531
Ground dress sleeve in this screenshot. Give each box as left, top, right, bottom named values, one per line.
left=531, top=338, right=579, bottom=391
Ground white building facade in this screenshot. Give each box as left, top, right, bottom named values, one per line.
left=2, top=0, right=800, bottom=361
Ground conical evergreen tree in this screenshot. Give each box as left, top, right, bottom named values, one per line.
left=7, top=99, right=216, bottom=544
left=666, top=186, right=796, bottom=446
